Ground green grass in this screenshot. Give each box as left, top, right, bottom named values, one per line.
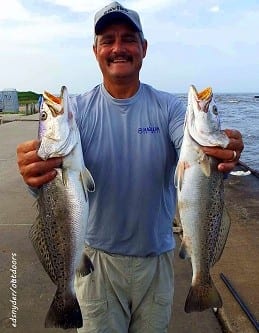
left=0, top=111, right=20, bottom=114
left=17, top=91, right=40, bottom=104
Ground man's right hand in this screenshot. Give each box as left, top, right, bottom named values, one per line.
left=17, top=140, right=62, bottom=188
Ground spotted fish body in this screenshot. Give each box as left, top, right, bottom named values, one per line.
left=175, top=85, right=231, bottom=313
left=30, top=86, right=95, bottom=329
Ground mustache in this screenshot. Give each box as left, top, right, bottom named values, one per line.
left=107, top=52, right=133, bottom=64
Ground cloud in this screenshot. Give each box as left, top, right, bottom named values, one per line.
left=43, top=0, right=185, bottom=12
left=209, top=5, right=220, bottom=13
left=0, top=0, right=30, bottom=21
left=126, top=0, right=183, bottom=11
left=43, top=0, right=111, bottom=12
left=0, top=0, right=258, bottom=92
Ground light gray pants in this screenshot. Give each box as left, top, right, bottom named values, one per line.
left=74, top=246, right=174, bottom=333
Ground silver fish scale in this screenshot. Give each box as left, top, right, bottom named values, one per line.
left=31, top=86, right=95, bottom=328
left=204, top=165, right=231, bottom=268
left=176, top=85, right=231, bottom=313
left=206, top=170, right=224, bottom=262
left=30, top=170, right=86, bottom=308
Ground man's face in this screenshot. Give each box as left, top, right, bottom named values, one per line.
left=93, top=23, right=147, bottom=83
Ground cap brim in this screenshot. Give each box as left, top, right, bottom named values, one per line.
left=95, top=12, right=140, bottom=34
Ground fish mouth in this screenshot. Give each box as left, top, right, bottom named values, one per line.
left=190, top=85, right=213, bottom=113
left=44, top=91, right=61, bottom=104
left=43, top=91, right=64, bottom=117
left=190, top=85, right=213, bottom=100
left=192, top=85, right=213, bottom=101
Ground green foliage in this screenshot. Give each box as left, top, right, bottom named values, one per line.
left=17, top=91, right=41, bottom=104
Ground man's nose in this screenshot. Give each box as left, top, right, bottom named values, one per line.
left=112, top=39, right=126, bottom=52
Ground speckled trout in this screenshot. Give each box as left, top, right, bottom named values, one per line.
left=175, top=85, right=231, bottom=313
left=29, top=86, right=95, bottom=328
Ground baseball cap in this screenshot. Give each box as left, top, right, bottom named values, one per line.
left=94, top=1, right=143, bottom=35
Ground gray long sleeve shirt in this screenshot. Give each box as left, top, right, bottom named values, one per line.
left=72, top=83, right=185, bottom=256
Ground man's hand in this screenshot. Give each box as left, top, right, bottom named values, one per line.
left=17, top=140, right=62, bottom=188
left=202, top=129, right=244, bottom=173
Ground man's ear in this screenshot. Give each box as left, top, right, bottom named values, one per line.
left=142, top=39, right=148, bottom=58
left=93, top=44, right=97, bottom=58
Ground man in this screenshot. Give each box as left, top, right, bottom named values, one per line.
left=17, top=2, right=244, bottom=332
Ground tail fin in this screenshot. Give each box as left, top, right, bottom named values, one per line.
left=45, top=289, right=83, bottom=329
left=77, top=252, right=94, bottom=277
left=184, top=279, right=222, bottom=313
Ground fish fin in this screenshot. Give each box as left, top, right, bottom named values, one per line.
left=81, top=167, right=95, bottom=196
left=184, top=278, right=222, bottom=313
left=174, top=161, right=185, bottom=191
left=45, top=289, right=83, bottom=329
left=199, top=153, right=211, bottom=177
left=76, top=252, right=94, bottom=277
left=179, top=239, right=190, bottom=259
left=62, top=168, right=69, bottom=187
left=29, top=220, right=57, bottom=284
left=210, top=205, right=231, bottom=266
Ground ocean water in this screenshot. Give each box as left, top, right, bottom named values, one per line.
left=177, top=93, right=259, bottom=172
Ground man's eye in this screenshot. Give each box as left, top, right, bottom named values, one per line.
left=100, top=39, right=113, bottom=45
left=123, top=37, right=137, bottom=43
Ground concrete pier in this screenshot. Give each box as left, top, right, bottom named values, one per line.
left=0, top=114, right=258, bottom=332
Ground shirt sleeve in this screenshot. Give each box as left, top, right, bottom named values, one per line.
left=168, top=97, right=186, bottom=157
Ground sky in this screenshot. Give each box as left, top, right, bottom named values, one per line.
left=1, top=0, right=259, bottom=94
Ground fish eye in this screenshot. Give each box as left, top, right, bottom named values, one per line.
left=212, top=105, right=218, bottom=115
left=40, top=111, right=48, bottom=120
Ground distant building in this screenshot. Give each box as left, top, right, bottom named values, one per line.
left=0, top=89, right=19, bottom=112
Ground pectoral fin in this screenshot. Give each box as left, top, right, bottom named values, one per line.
left=62, top=168, right=69, bottom=187
left=76, top=252, right=94, bottom=277
left=199, top=152, right=211, bottom=177
left=80, top=167, right=95, bottom=199
left=174, top=161, right=186, bottom=191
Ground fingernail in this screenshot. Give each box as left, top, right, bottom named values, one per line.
left=218, top=164, right=224, bottom=172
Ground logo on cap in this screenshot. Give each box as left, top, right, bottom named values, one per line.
left=104, top=4, right=129, bottom=15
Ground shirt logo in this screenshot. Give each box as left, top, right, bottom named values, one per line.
left=138, top=126, right=160, bottom=134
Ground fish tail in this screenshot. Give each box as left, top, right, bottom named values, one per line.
left=184, top=279, right=222, bottom=313
left=76, top=252, right=94, bottom=277
left=45, top=289, right=83, bottom=329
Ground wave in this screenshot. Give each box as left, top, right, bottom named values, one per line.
left=227, top=99, right=240, bottom=103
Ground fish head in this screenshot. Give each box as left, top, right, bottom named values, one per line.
left=187, top=85, right=229, bottom=147
left=38, top=86, right=77, bottom=160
